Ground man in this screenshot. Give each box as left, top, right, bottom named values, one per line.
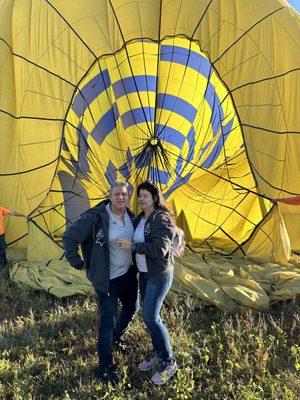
left=62, top=182, right=138, bottom=383
left=0, top=206, right=25, bottom=267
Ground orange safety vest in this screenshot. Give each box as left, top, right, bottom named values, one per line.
left=0, top=207, right=10, bottom=235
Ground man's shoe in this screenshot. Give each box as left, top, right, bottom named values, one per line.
left=151, top=360, right=178, bottom=385
left=96, top=365, right=119, bottom=384
left=138, top=354, right=161, bottom=372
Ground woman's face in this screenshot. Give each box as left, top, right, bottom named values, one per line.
left=138, top=189, right=155, bottom=212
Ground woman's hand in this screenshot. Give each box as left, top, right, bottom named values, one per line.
left=117, top=238, right=132, bottom=250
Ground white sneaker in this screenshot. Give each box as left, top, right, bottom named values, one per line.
left=138, top=355, right=161, bottom=371
left=151, top=360, right=178, bottom=385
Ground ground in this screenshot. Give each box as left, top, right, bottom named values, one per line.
left=0, top=259, right=299, bottom=400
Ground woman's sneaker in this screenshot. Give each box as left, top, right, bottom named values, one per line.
left=151, top=360, right=178, bottom=385
left=138, top=355, right=161, bottom=371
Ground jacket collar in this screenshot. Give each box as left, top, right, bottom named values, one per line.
left=89, top=199, right=134, bottom=222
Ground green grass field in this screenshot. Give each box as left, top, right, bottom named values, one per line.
left=0, top=262, right=299, bottom=400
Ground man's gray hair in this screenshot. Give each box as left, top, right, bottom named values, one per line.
left=109, top=181, right=132, bottom=196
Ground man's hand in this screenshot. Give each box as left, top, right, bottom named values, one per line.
left=117, top=238, right=132, bottom=250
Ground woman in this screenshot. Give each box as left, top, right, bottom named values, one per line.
left=118, top=181, right=178, bottom=385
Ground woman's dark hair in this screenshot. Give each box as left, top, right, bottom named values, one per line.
left=137, top=181, right=170, bottom=214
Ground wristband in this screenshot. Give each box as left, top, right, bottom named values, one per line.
left=131, top=243, right=136, bottom=251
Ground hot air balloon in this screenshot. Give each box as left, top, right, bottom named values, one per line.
left=1, top=0, right=299, bottom=308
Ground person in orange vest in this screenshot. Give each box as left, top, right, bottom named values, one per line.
left=0, top=207, right=25, bottom=266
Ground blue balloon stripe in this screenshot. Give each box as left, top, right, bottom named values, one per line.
left=62, top=138, right=68, bottom=151
left=175, top=156, right=183, bottom=174
left=77, top=122, right=89, bottom=141
left=205, top=83, right=225, bottom=136
left=121, top=107, right=155, bottom=129
left=112, top=75, right=157, bottom=99
left=164, top=173, right=192, bottom=199
left=90, top=108, right=117, bottom=145
left=76, top=123, right=91, bottom=173
left=72, top=70, right=111, bottom=116
left=160, top=45, right=225, bottom=137
left=186, top=126, right=195, bottom=160
left=201, top=119, right=234, bottom=168
left=134, top=152, right=152, bottom=168
left=149, top=167, right=171, bottom=184
left=186, top=126, right=195, bottom=148
left=182, top=126, right=196, bottom=171
left=156, top=124, right=186, bottom=149
left=119, top=149, right=132, bottom=179
left=157, top=94, right=197, bottom=124
left=160, top=45, right=211, bottom=79
left=199, top=141, right=211, bottom=158
left=112, top=102, right=120, bottom=120
left=105, top=160, right=117, bottom=186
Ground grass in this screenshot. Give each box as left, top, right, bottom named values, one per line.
left=0, top=261, right=299, bottom=400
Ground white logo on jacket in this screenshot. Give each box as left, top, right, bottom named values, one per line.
left=96, top=228, right=105, bottom=246
left=144, top=222, right=151, bottom=236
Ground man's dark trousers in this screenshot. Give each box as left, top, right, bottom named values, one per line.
left=96, top=268, right=138, bottom=369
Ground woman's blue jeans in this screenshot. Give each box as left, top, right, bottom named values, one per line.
left=139, top=271, right=174, bottom=362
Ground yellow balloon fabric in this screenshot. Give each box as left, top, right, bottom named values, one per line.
left=0, top=0, right=299, bottom=307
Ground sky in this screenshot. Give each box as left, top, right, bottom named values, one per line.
left=287, top=0, right=300, bottom=12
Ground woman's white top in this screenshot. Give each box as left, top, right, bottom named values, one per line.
left=133, top=217, right=148, bottom=272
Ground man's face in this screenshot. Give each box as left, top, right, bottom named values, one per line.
left=110, top=185, right=129, bottom=210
